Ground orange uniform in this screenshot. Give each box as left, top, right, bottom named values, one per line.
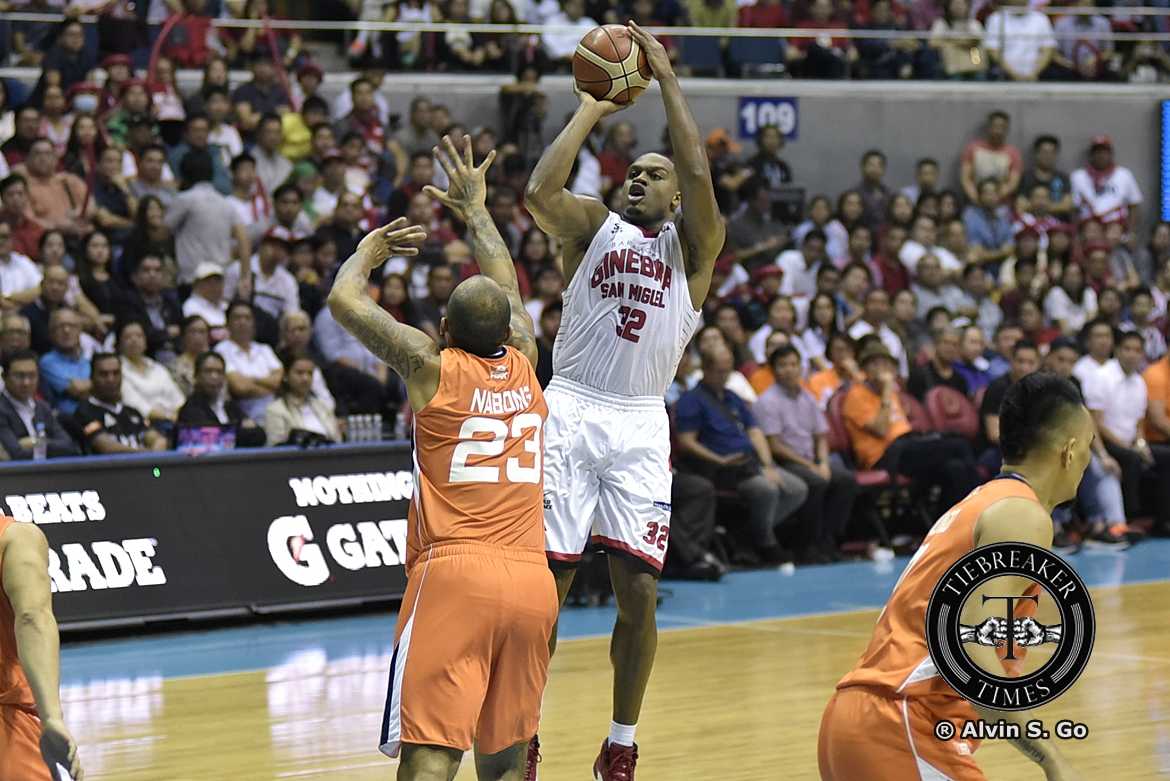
left=842, top=381, right=912, bottom=469
left=0, top=516, right=52, bottom=781
left=379, top=347, right=558, bottom=759
left=818, top=478, right=1039, bottom=781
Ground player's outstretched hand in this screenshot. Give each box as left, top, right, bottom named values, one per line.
left=627, top=22, right=673, bottom=80
left=40, top=717, right=83, bottom=781
left=424, top=134, right=496, bottom=218
left=355, top=217, right=427, bottom=270
left=574, top=83, right=627, bottom=118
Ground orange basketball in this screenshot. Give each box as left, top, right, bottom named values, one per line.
left=573, top=25, right=653, bottom=106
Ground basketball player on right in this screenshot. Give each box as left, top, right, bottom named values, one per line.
left=525, top=22, right=724, bottom=781
left=1, top=517, right=85, bottom=781
left=819, top=371, right=1088, bottom=781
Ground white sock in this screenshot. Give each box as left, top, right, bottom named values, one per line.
left=609, top=721, right=636, bottom=747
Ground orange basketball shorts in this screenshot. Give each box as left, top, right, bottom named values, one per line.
left=378, top=542, right=558, bottom=758
left=818, top=687, right=987, bottom=781
left=0, top=705, right=52, bottom=781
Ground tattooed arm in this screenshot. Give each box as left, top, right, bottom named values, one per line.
left=327, top=219, right=440, bottom=411
left=425, top=134, right=539, bottom=368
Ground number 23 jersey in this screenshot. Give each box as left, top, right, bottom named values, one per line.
left=409, top=346, right=548, bottom=569
left=554, top=211, right=702, bottom=398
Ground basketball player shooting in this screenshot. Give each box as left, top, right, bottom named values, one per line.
left=818, top=372, right=1088, bottom=781
left=328, top=135, right=556, bottom=781
left=0, top=518, right=84, bottom=781
left=525, top=22, right=725, bottom=780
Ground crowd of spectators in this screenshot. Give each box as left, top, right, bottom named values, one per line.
left=0, top=14, right=1168, bottom=575
left=3, top=0, right=1170, bottom=82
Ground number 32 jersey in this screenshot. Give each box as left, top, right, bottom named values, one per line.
left=408, top=346, right=548, bottom=569
left=554, top=211, right=702, bottom=398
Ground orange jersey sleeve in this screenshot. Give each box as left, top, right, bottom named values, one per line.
left=406, top=347, right=548, bottom=569
left=836, top=479, right=1041, bottom=720
left=1143, top=361, right=1170, bottom=443
left=0, top=516, right=36, bottom=712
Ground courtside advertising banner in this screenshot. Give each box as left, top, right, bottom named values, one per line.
left=0, top=444, right=413, bottom=629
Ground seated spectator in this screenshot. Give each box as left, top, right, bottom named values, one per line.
left=215, top=301, right=284, bottom=423
left=754, top=345, right=857, bottom=562
left=794, top=196, right=848, bottom=263
left=842, top=341, right=977, bottom=508
left=1073, top=318, right=1117, bottom=390
left=122, top=196, right=179, bottom=288
left=0, top=174, right=44, bottom=260
left=797, top=292, right=841, bottom=372
left=674, top=345, right=808, bottom=565
left=983, top=0, right=1056, bottom=82
left=91, top=146, right=138, bottom=244
left=231, top=52, right=290, bottom=136
left=907, top=325, right=968, bottom=400
left=787, top=0, right=857, bottom=80
left=986, top=321, right=1023, bottom=380
left=182, top=263, right=230, bottom=342
left=748, top=296, right=801, bottom=367
left=910, top=255, right=966, bottom=320
left=848, top=288, right=909, bottom=376
left=1124, top=287, right=1167, bottom=367
left=928, top=0, right=986, bottom=80
left=264, top=354, right=342, bottom=445
left=115, top=254, right=183, bottom=363
left=73, top=353, right=167, bottom=454
left=0, top=350, right=78, bottom=459
left=128, top=144, right=177, bottom=209
left=312, top=302, right=392, bottom=413
left=1044, top=261, right=1097, bottom=336
left=168, top=114, right=231, bottom=196
left=2, top=107, right=41, bottom=168
left=414, top=264, right=457, bottom=330
left=855, top=0, right=920, bottom=80
left=253, top=114, right=294, bottom=201
left=176, top=351, right=267, bottom=448
left=78, top=231, right=123, bottom=319
left=316, top=192, right=367, bottom=266
left=277, top=310, right=336, bottom=412
left=956, top=263, right=1004, bottom=341
left=952, top=325, right=993, bottom=395
left=1087, top=331, right=1170, bottom=538
left=270, top=184, right=314, bottom=240
left=0, top=314, right=32, bottom=365
left=726, top=177, right=788, bottom=272
left=806, top=332, right=860, bottom=408
left=979, top=338, right=1040, bottom=472
left=962, top=178, right=1014, bottom=275
left=39, top=309, right=91, bottom=417
left=171, top=315, right=210, bottom=398
left=0, top=222, right=41, bottom=311
left=35, top=19, right=94, bottom=97
left=900, top=215, right=961, bottom=277
left=205, top=87, right=243, bottom=161
left=225, top=230, right=300, bottom=321
left=118, top=321, right=185, bottom=426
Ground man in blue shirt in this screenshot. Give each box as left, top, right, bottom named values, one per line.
left=38, top=309, right=90, bottom=417
left=962, top=178, right=1015, bottom=276
left=674, top=344, right=807, bottom=565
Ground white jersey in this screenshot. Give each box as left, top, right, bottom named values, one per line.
left=1070, top=165, right=1142, bottom=223
left=553, top=212, right=702, bottom=398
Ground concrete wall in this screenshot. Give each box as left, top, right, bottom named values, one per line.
left=351, top=74, right=1165, bottom=213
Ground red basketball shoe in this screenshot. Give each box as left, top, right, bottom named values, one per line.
left=593, top=739, right=638, bottom=780
left=524, top=735, right=541, bottom=781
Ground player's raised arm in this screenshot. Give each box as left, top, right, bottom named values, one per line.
left=425, top=135, right=539, bottom=369
left=2, top=523, right=84, bottom=781
left=326, top=219, right=441, bottom=410
left=524, top=91, right=615, bottom=270
left=628, top=22, right=726, bottom=308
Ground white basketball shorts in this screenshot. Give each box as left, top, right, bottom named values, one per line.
left=542, top=376, right=672, bottom=573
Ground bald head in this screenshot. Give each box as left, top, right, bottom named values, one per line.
left=444, top=276, right=512, bottom=357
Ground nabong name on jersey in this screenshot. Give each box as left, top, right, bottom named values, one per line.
left=470, top=386, right=534, bottom=415
left=590, top=248, right=674, bottom=291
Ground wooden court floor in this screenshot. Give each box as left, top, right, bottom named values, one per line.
left=65, top=580, right=1169, bottom=780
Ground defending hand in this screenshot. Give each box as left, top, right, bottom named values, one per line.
left=423, top=134, right=496, bottom=218
left=355, top=217, right=428, bottom=271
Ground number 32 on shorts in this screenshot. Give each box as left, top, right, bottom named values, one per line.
left=642, top=522, right=669, bottom=551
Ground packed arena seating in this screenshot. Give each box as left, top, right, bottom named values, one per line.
left=0, top=3, right=1167, bottom=581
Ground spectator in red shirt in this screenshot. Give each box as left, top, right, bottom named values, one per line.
left=740, top=0, right=788, bottom=28
left=788, top=0, right=857, bottom=79
left=960, top=109, right=1023, bottom=203
left=0, top=175, right=44, bottom=260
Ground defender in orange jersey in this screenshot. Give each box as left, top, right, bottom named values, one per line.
left=819, top=372, right=1089, bottom=781
left=1, top=518, right=84, bottom=781
left=328, top=135, right=556, bottom=781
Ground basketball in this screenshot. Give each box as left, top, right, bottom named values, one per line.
left=573, top=25, right=653, bottom=105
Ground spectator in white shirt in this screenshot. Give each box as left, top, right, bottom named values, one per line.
left=1045, top=261, right=1098, bottom=336
left=1073, top=318, right=1119, bottom=390
left=911, top=254, right=968, bottom=319
left=776, top=230, right=827, bottom=299
left=1070, top=135, right=1143, bottom=243
left=542, top=0, right=598, bottom=65
left=226, top=152, right=271, bottom=246
left=224, top=230, right=300, bottom=321
left=117, top=320, right=185, bottom=424
left=983, top=0, right=1056, bottom=81
left=205, top=87, right=243, bottom=160
left=0, top=223, right=41, bottom=308
left=182, top=263, right=231, bottom=343
left=848, top=288, right=909, bottom=377
left=899, top=215, right=961, bottom=276
left=215, top=301, right=283, bottom=422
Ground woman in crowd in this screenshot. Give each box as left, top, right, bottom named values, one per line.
left=264, top=354, right=342, bottom=445
left=838, top=261, right=872, bottom=328
left=885, top=193, right=915, bottom=231
left=1045, top=260, right=1098, bottom=335
left=835, top=190, right=866, bottom=235
left=38, top=229, right=106, bottom=336
left=937, top=190, right=961, bottom=224
left=689, top=325, right=759, bottom=402
left=176, top=351, right=267, bottom=447
left=379, top=272, right=439, bottom=342
left=171, top=315, right=210, bottom=397
left=798, top=292, right=841, bottom=371
left=1018, top=296, right=1061, bottom=347
left=928, top=0, right=986, bottom=79
left=805, top=331, right=861, bottom=408
left=120, top=196, right=178, bottom=286
left=1138, top=222, right=1170, bottom=285
left=748, top=295, right=801, bottom=364
left=525, top=265, right=564, bottom=336
left=61, top=113, right=106, bottom=181
left=79, top=230, right=123, bottom=318
left=92, top=144, right=138, bottom=244
left=277, top=309, right=336, bottom=412
left=118, top=320, right=185, bottom=425
left=1096, top=286, right=1126, bottom=328
left=184, top=56, right=230, bottom=116
left=519, top=227, right=556, bottom=273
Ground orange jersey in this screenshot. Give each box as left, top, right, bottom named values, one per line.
left=0, top=516, right=36, bottom=712
left=837, top=478, right=1041, bottom=738
left=407, top=347, right=547, bottom=569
